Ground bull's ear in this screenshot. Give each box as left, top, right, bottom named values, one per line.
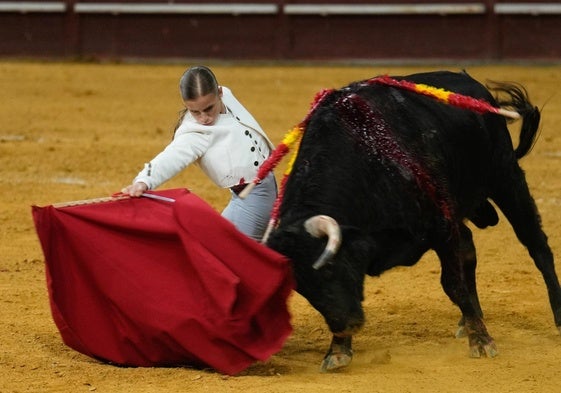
left=266, top=222, right=315, bottom=254
left=338, top=224, right=361, bottom=236
left=265, top=225, right=299, bottom=248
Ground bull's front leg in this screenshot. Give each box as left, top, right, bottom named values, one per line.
left=448, top=287, right=497, bottom=357
left=320, top=335, right=353, bottom=372
left=436, top=229, right=497, bottom=358
left=455, top=224, right=484, bottom=339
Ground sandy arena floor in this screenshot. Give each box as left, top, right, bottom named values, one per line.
left=1, top=62, right=561, bottom=392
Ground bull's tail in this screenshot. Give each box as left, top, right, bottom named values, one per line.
left=488, top=81, right=541, bottom=159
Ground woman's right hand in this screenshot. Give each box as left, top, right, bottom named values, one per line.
left=121, top=182, right=148, bottom=197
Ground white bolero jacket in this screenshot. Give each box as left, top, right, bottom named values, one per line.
left=134, top=86, right=275, bottom=190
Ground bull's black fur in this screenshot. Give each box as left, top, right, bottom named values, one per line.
left=266, top=70, right=561, bottom=371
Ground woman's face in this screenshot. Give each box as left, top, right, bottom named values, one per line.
left=184, top=89, right=223, bottom=126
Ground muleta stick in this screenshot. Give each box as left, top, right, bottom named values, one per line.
left=52, top=192, right=175, bottom=209
left=53, top=195, right=130, bottom=208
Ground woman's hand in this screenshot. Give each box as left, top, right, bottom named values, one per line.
left=121, top=182, right=148, bottom=197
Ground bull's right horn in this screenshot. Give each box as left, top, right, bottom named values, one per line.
left=304, top=215, right=342, bottom=270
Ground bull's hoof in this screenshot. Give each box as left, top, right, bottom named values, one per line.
left=320, top=336, right=353, bottom=373
left=468, top=335, right=498, bottom=358
left=320, top=350, right=353, bottom=373
left=463, top=317, right=497, bottom=358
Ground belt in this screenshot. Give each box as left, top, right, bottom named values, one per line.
left=230, top=183, right=249, bottom=195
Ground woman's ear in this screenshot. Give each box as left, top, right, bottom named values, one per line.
left=218, top=86, right=223, bottom=98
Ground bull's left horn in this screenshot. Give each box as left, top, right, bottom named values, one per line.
left=304, top=215, right=342, bottom=270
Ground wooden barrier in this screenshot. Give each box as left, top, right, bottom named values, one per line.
left=0, top=1, right=560, bottom=61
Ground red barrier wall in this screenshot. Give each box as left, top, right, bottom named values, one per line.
left=1, top=1, right=560, bottom=61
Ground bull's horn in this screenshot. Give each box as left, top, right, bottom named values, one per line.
left=304, top=215, right=342, bottom=270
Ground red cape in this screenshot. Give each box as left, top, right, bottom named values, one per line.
left=32, top=189, right=293, bottom=375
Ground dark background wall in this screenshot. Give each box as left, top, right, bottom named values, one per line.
left=1, top=1, right=560, bottom=61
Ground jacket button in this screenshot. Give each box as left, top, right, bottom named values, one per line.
left=251, top=147, right=255, bottom=152
left=254, top=161, right=259, bottom=166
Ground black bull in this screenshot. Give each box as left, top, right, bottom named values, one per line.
left=265, top=71, right=561, bottom=372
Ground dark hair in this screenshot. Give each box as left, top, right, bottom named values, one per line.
left=179, top=65, right=219, bottom=101
left=173, top=66, right=220, bottom=134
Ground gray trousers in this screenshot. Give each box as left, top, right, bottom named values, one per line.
left=221, top=172, right=277, bottom=241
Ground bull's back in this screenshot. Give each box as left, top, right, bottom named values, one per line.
left=354, top=71, right=506, bottom=218
left=398, top=70, right=493, bottom=102
left=282, top=70, right=512, bottom=228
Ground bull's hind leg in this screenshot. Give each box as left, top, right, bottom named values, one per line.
left=435, top=230, right=497, bottom=358
left=492, top=166, right=561, bottom=333
left=455, top=224, right=485, bottom=338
